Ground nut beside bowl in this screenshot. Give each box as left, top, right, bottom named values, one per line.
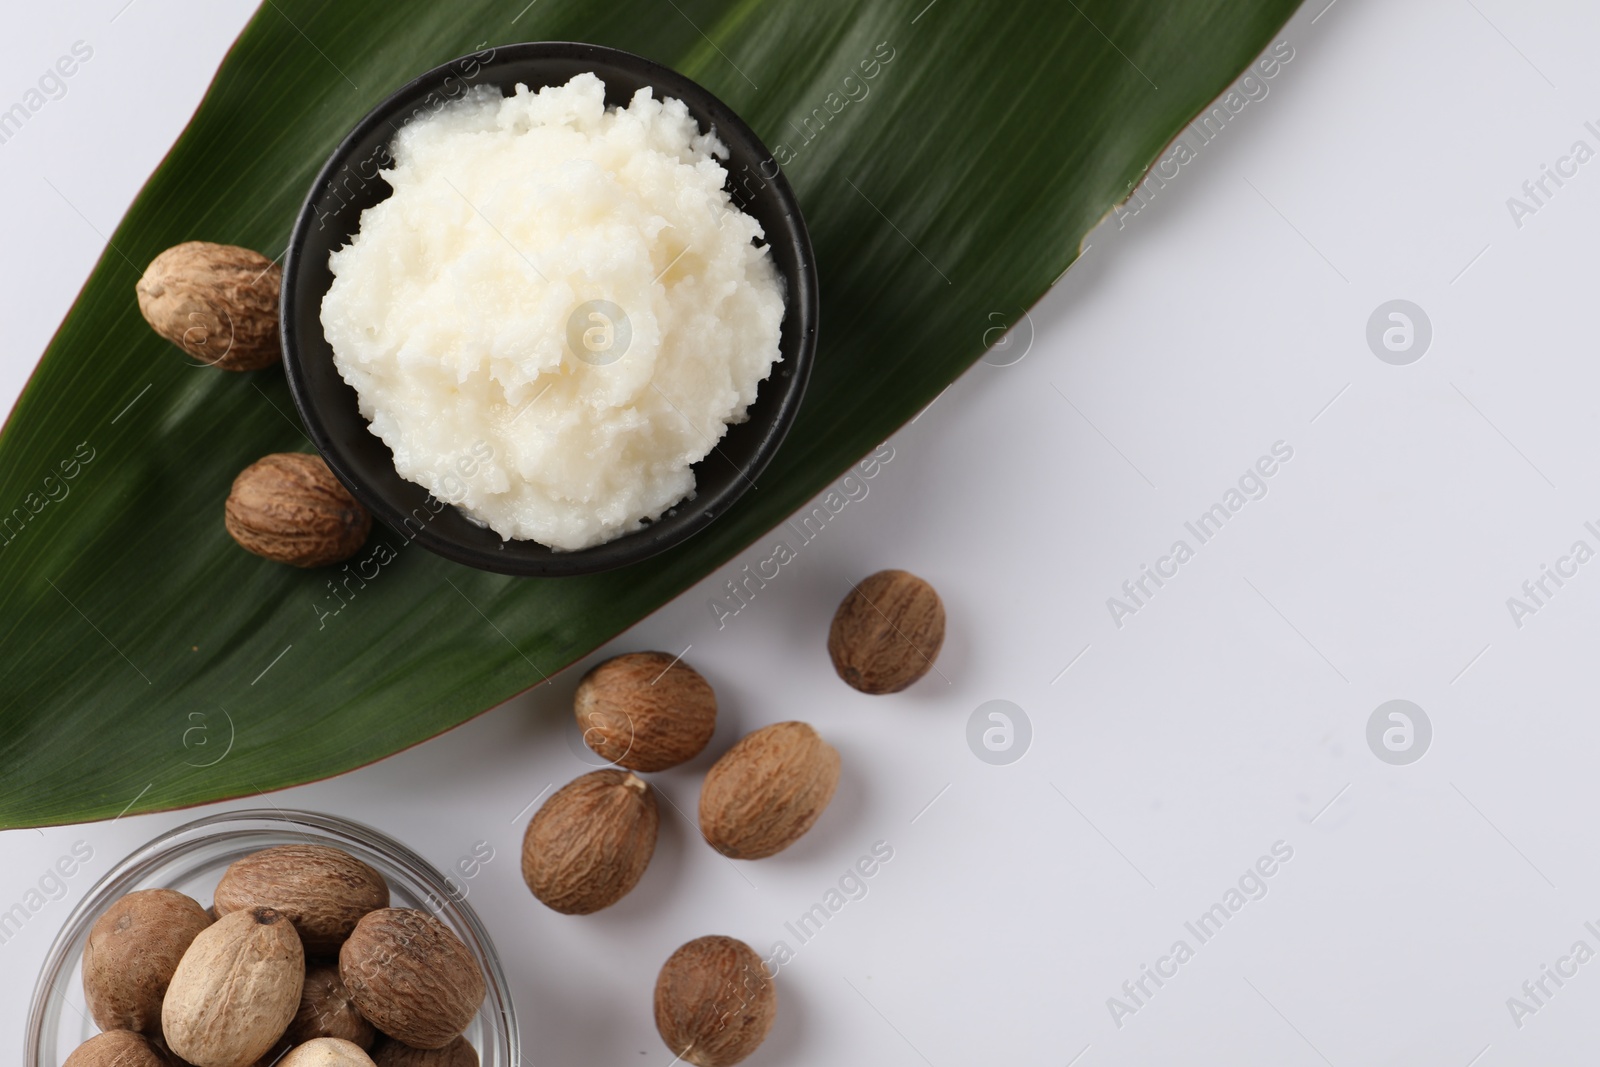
left=26, top=810, right=517, bottom=1067
left=281, top=42, right=819, bottom=578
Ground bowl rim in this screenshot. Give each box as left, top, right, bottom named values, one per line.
left=280, top=41, right=819, bottom=577
left=24, top=808, right=519, bottom=1067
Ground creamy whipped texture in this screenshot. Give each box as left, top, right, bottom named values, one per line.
left=321, top=73, right=785, bottom=550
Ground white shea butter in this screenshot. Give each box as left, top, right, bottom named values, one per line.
left=321, top=73, right=784, bottom=550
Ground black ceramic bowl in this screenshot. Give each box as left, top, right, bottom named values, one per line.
left=282, top=42, right=817, bottom=577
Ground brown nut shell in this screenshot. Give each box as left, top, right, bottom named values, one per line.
left=63, top=1030, right=172, bottom=1067
left=278, top=1038, right=376, bottom=1066
left=827, top=569, right=945, bottom=694
left=654, top=935, right=776, bottom=1067
left=214, top=844, right=388, bottom=956
left=339, top=908, right=485, bottom=1050
left=699, top=721, right=840, bottom=859
left=521, top=769, right=658, bottom=914
left=574, top=652, right=717, bottom=771
left=82, top=888, right=213, bottom=1035
left=162, top=907, right=306, bottom=1067
left=369, top=1037, right=478, bottom=1067
left=136, top=241, right=282, bottom=371
left=286, top=962, right=377, bottom=1048
left=224, top=455, right=371, bottom=568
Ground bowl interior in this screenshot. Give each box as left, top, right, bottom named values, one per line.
left=26, top=810, right=518, bottom=1067
left=282, top=42, right=818, bottom=577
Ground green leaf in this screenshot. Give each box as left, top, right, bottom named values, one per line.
left=0, top=0, right=1301, bottom=827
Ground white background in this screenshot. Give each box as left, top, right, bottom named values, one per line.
left=4, top=1, right=1600, bottom=1064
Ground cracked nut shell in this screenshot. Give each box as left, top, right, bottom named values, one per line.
left=83, top=887, right=213, bottom=1035
left=224, top=454, right=371, bottom=568
left=161, top=906, right=306, bottom=1067
left=522, top=769, right=659, bottom=914
left=699, top=721, right=840, bottom=859
left=339, top=908, right=485, bottom=1050
left=136, top=241, right=282, bottom=371
left=654, top=935, right=776, bottom=1067
left=214, top=844, right=389, bottom=957
left=574, top=652, right=717, bottom=771
left=827, top=569, right=945, bottom=694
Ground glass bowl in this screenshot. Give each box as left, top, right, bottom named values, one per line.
left=25, top=809, right=519, bottom=1067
